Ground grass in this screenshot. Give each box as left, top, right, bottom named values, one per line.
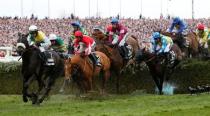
left=0, top=94, right=210, bottom=116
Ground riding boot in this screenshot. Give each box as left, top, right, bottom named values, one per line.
left=122, top=45, right=129, bottom=60
left=89, top=53, right=102, bottom=67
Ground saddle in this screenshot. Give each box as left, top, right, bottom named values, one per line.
left=39, top=51, right=55, bottom=66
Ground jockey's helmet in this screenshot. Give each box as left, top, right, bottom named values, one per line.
left=111, top=18, right=119, bottom=24
left=152, top=32, right=161, bottom=40
left=71, top=21, right=81, bottom=27
left=197, top=23, right=205, bottom=30
left=49, top=34, right=57, bottom=41
left=75, top=31, right=83, bottom=38
left=173, top=17, right=181, bottom=25
left=29, top=25, right=38, bottom=34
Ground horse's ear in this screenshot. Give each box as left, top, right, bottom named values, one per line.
left=18, top=32, right=22, bottom=37
left=142, top=47, right=146, bottom=52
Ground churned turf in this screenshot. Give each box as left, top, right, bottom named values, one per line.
left=0, top=94, right=210, bottom=116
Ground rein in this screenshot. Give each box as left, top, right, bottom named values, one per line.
left=144, top=55, right=156, bottom=63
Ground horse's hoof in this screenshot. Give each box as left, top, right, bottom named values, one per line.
left=59, top=89, right=64, bottom=93
left=37, top=99, right=43, bottom=104
left=23, top=96, right=28, bottom=103
left=31, top=93, right=38, bottom=104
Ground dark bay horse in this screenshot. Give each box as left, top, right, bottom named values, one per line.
left=17, top=33, right=64, bottom=104
left=135, top=44, right=182, bottom=94
left=63, top=51, right=111, bottom=94
left=92, top=29, right=140, bottom=93
left=161, top=31, right=199, bottom=57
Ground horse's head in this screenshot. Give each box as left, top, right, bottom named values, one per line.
left=16, top=33, right=29, bottom=55
left=64, top=55, right=83, bottom=82
left=92, top=27, right=107, bottom=42
left=135, top=48, right=155, bottom=64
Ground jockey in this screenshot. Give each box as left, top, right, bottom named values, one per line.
left=107, top=18, right=128, bottom=45
left=73, top=31, right=101, bottom=66
left=70, top=21, right=88, bottom=41
left=106, top=18, right=130, bottom=59
left=167, top=17, right=188, bottom=48
left=68, top=21, right=88, bottom=54
left=196, top=23, right=209, bottom=55
left=49, top=33, right=67, bottom=53
left=27, top=25, right=53, bottom=65
left=151, top=32, right=175, bottom=63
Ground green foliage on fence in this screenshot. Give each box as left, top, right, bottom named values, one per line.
left=1, top=59, right=210, bottom=94
left=0, top=62, right=22, bottom=73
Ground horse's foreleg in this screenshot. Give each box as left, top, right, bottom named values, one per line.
left=151, top=75, right=162, bottom=95
left=101, top=70, right=110, bottom=94
left=159, top=76, right=164, bottom=95
left=116, top=72, right=120, bottom=93
left=22, top=75, right=34, bottom=102
left=59, top=79, right=68, bottom=93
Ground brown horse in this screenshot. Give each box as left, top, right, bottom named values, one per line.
left=64, top=51, right=111, bottom=94
left=161, top=31, right=199, bottom=57
left=135, top=43, right=182, bottom=94
left=92, top=28, right=139, bottom=93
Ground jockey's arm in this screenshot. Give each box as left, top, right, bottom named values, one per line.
left=169, top=24, right=175, bottom=33
left=27, top=34, right=35, bottom=46
left=40, top=37, right=51, bottom=48
left=158, top=39, right=167, bottom=54
left=108, top=31, right=114, bottom=43
left=202, top=31, right=209, bottom=43
left=177, top=25, right=185, bottom=34
left=118, top=29, right=126, bottom=43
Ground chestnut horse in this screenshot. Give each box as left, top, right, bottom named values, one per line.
left=64, top=51, right=111, bottom=94
left=135, top=43, right=182, bottom=94
left=161, top=31, right=199, bottom=58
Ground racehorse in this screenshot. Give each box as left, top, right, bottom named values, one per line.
left=63, top=44, right=111, bottom=94
left=92, top=28, right=139, bottom=93
left=161, top=31, right=199, bottom=58
left=16, top=33, right=64, bottom=105
left=135, top=43, right=182, bottom=94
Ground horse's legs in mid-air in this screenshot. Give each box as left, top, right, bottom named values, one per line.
left=22, top=74, right=34, bottom=102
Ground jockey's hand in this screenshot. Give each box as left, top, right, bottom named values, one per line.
left=172, top=32, right=176, bottom=36
left=36, top=42, right=41, bottom=46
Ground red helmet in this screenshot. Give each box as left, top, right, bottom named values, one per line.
left=106, top=25, right=112, bottom=32
left=197, top=23, right=205, bottom=30
left=74, top=31, right=83, bottom=37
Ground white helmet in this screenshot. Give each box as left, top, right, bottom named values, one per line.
left=29, top=25, right=38, bottom=32
left=49, top=34, right=57, bottom=40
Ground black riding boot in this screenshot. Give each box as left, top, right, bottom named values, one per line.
left=122, top=45, right=129, bottom=60
left=89, top=53, right=102, bottom=67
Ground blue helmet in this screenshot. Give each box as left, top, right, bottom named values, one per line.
left=152, top=32, right=161, bottom=40
left=71, top=21, right=81, bottom=27
left=111, top=18, right=119, bottom=24
left=173, top=17, right=181, bottom=24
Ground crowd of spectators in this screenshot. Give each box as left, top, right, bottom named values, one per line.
left=1, top=16, right=210, bottom=47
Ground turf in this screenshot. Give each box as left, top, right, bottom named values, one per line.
left=0, top=94, right=210, bottom=116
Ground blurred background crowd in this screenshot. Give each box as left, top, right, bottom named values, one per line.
left=1, top=16, right=210, bottom=47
